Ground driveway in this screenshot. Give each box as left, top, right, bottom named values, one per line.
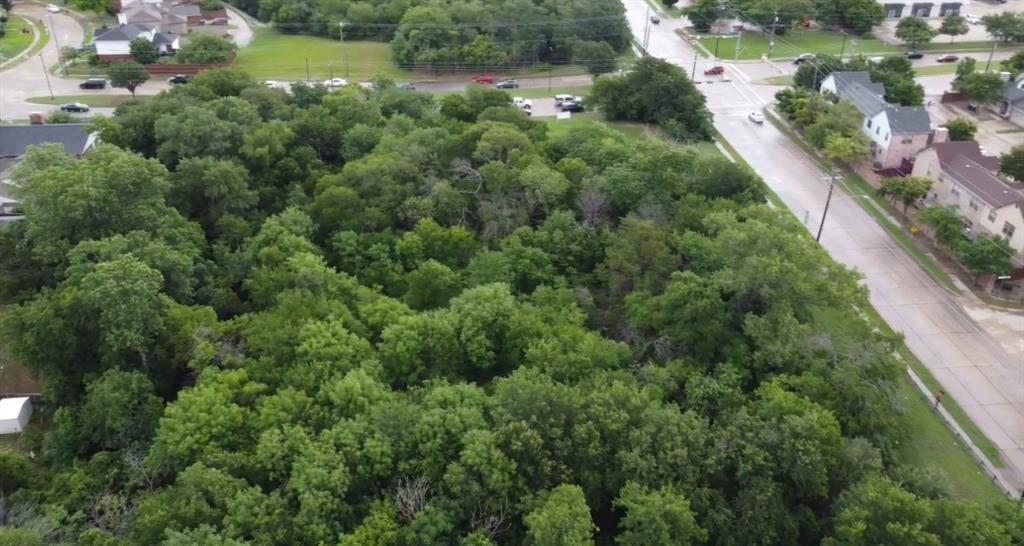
left=625, top=0, right=1024, bottom=493
left=225, top=5, right=254, bottom=48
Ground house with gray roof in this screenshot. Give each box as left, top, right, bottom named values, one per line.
left=820, top=71, right=934, bottom=169
left=992, top=73, right=1024, bottom=128
left=913, top=140, right=1024, bottom=261
left=0, top=124, right=99, bottom=222
left=94, top=23, right=179, bottom=60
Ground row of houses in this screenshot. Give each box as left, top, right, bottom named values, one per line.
left=94, top=0, right=227, bottom=61
left=820, top=70, right=1024, bottom=295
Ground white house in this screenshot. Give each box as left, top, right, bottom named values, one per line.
left=913, top=140, right=1024, bottom=258
left=991, top=73, right=1024, bottom=128
left=94, top=23, right=180, bottom=61
left=0, top=397, right=33, bottom=434
left=821, top=71, right=934, bottom=170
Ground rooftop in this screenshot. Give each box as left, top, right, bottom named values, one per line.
left=0, top=124, right=95, bottom=158
left=932, top=141, right=1000, bottom=171
left=884, top=104, right=932, bottom=134
left=938, top=151, right=1024, bottom=209
left=94, top=23, right=151, bottom=41
left=0, top=397, right=30, bottom=420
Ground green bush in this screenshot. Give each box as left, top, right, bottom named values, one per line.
left=176, top=34, right=236, bottom=64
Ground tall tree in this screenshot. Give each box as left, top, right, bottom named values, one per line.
left=999, top=145, right=1024, bottom=181
left=942, top=117, right=976, bottom=141
left=877, top=176, right=932, bottom=214
left=895, top=16, right=937, bottom=47
left=129, top=37, right=159, bottom=64
left=956, top=234, right=1014, bottom=282
left=956, top=72, right=1006, bottom=105
left=573, top=41, right=618, bottom=77
left=982, top=11, right=1024, bottom=43
left=916, top=205, right=964, bottom=248
left=938, top=14, right=969, bottom=43
left=107, top=60, right=150, bottom=97
left=524, top=485, right=596, bottom=546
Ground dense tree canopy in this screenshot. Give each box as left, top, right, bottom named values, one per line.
left=0, top=67, right=1019, bottom=545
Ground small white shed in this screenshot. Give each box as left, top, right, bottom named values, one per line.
left=0, top=397, right=32, bottom=434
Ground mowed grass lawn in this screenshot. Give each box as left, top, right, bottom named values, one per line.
left=0, top=18, right=35, bottom=61
left=235, top=30, right=407, bottom=82
left=27, top=94, right=150, bottom=107
left=720, top=28, right=1018, bottom=60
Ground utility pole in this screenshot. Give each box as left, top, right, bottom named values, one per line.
left=329, top=62, right=333, bottom=82
left=735, top=29, right=742, bottom=60
left=985, top=40, right=998, bottom=72
left=48, top=14, right=66, bottom=78
left=816, top=172, right=837, bottom=243
left=839, top=31, right=848, bottom=62
left=305, top=56, right=310, bottom=83
left=714, top=35, right=721, bottom=60
left=548, top=64, right=552, bottom=91
left=691, top=52, right=698, bottom=80
left=766, top=9, right=779, bottom=58
left=339, top=21, right=349, bottom=78
left=40, top=54, right=54, bottom=100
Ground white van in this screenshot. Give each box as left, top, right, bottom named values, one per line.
left=554, top=94, right=574, bottom=105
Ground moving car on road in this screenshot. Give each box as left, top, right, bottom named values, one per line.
left=78, top=78, right=107, bottom=90
left=793, top=53, right=816, bottom=64
left=323, top=78, right=348, bottom=88
left=60, top=102, right=90, bottom=113
left=650, top=15, right=660, bottom=24
left=749, top=111, right=764, bottom=124
left=496, top=79, right=519, bottom=89
left=46, top=3, right=61, bottom=12
left=936, top=54, right=959, bottom=63
left=472, top=74, right=496, bottom=84
left=965, top=14, right=981, bottom=24
left=167, top=74, right=192, bottom=85
left=905, top=50, right=923, bottom=59
left=561, top=101, right=585, bottom=113
left=398, top=83, right=417, bottom=90
left=704, top=65, right=725, bottom=76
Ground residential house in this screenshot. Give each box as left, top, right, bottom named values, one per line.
left=878, top=1, right=961, bottom=18
left=117, top=2, right=189, bottom=34
left=94, top=23, right=180, bottom=61
left=0, top=123, right=99, bottom=224
left=991, top=73, right=1024, bottom=128
left=820, top=71, right=934, bottom=170
left=913, top=140, right=1024, bottom=257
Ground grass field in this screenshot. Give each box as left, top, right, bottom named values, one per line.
left=236, top=30, right=612, bottom=83
left=27, top=94, right=151, bottom=107
left=703, top=28, right=1020, bottom=61
left=0, top=17, right=35, bottom=62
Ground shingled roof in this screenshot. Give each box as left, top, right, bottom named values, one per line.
left=934, top=142, right=1024, bottom=209
left=0, top=125, right=95, bottom=158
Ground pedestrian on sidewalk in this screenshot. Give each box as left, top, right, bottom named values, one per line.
left=934, top=389, right=945, bottom=409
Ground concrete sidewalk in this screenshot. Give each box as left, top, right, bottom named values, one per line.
left=714, top=110, right=1024, bottom=495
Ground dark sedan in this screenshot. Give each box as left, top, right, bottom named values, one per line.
left=496, top=79, right=519, bottom=89
left=60, top=102, right=90, bottom=113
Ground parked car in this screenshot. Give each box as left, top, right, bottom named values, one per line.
left=905, top=50, right=923, bottom=59
left=793, top=53, right=816, bottom=64
left=965, top=14, right=982, bottom=24
left=472, top=74, right=496, bottom=84
left=496, top=79, right=519, bottom=89
left=937, top=54, right=959, bottom=63
left=60, top=102, right=89, bottom=113
left=167, top=74, right=192, bottom=85
left=78, top=78, right=107, bottom=90
left=650, top=15, right=660, bottom=24
left=46, top=3, right=61, bottom=12
left=398, top=83, right=417, bottom=90
left=554, top=94, right=576, bottom=104
left=76, top=43, right=96, bottom=54
left=561, top=101, right=585, bottom=113
left=704, top=65, right=725, bottom=76
left=323, top=78, right=348, bottom=88
left=749, top=111, right=764, bottom=124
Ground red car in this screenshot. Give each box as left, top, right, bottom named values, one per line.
left=936, top=54, right=959, bottom=63
left=704, top=66, right=725, bottom=76
left=471, top=74, right=495, bottom=84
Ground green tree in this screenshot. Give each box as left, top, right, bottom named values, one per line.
left=573, top=40, right=618, bottom=77
left=0, top=449, right=33, bottom=492
left=107, top=60, right=150, bottom=96
left=814, top=0, right=884, bottom=34
left=826, top=477, right=940, bottom=546
left=1001, top=50, right=1024, bottom=77
left=685, top=0, right=724, bottom=33
left=982, top=11, right=1024, bottom=43
left=956, top=234, right=1014, bottom=282
left=824, top=132, right=870, bottom=163
left=525, top=484, right=596, bottom=546
left=915, top=205, right=964, bottom=247
left=177, top=34, right=237, bottom=64
left=957, top=72, right=1006, bottom=105
left=71, top=0, right=113, bottom=13
left=955, top=56, right=977, bottom=80
left=895, top=16, right=937, bottom=47
left=999, top=145, right=1024, bottom=181
left=614, top=482, right=707, bottom=546
left=942, top=117, right=976, bottom=141
left=78, top=369, right=163, bottom=452
left=129, top=37, right=158, bottom=64
left=938, top=14, right=969, bottom=43
left=928, top=499, right=1012, bottom=546
left=877, top=176, right=932, bottom=214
